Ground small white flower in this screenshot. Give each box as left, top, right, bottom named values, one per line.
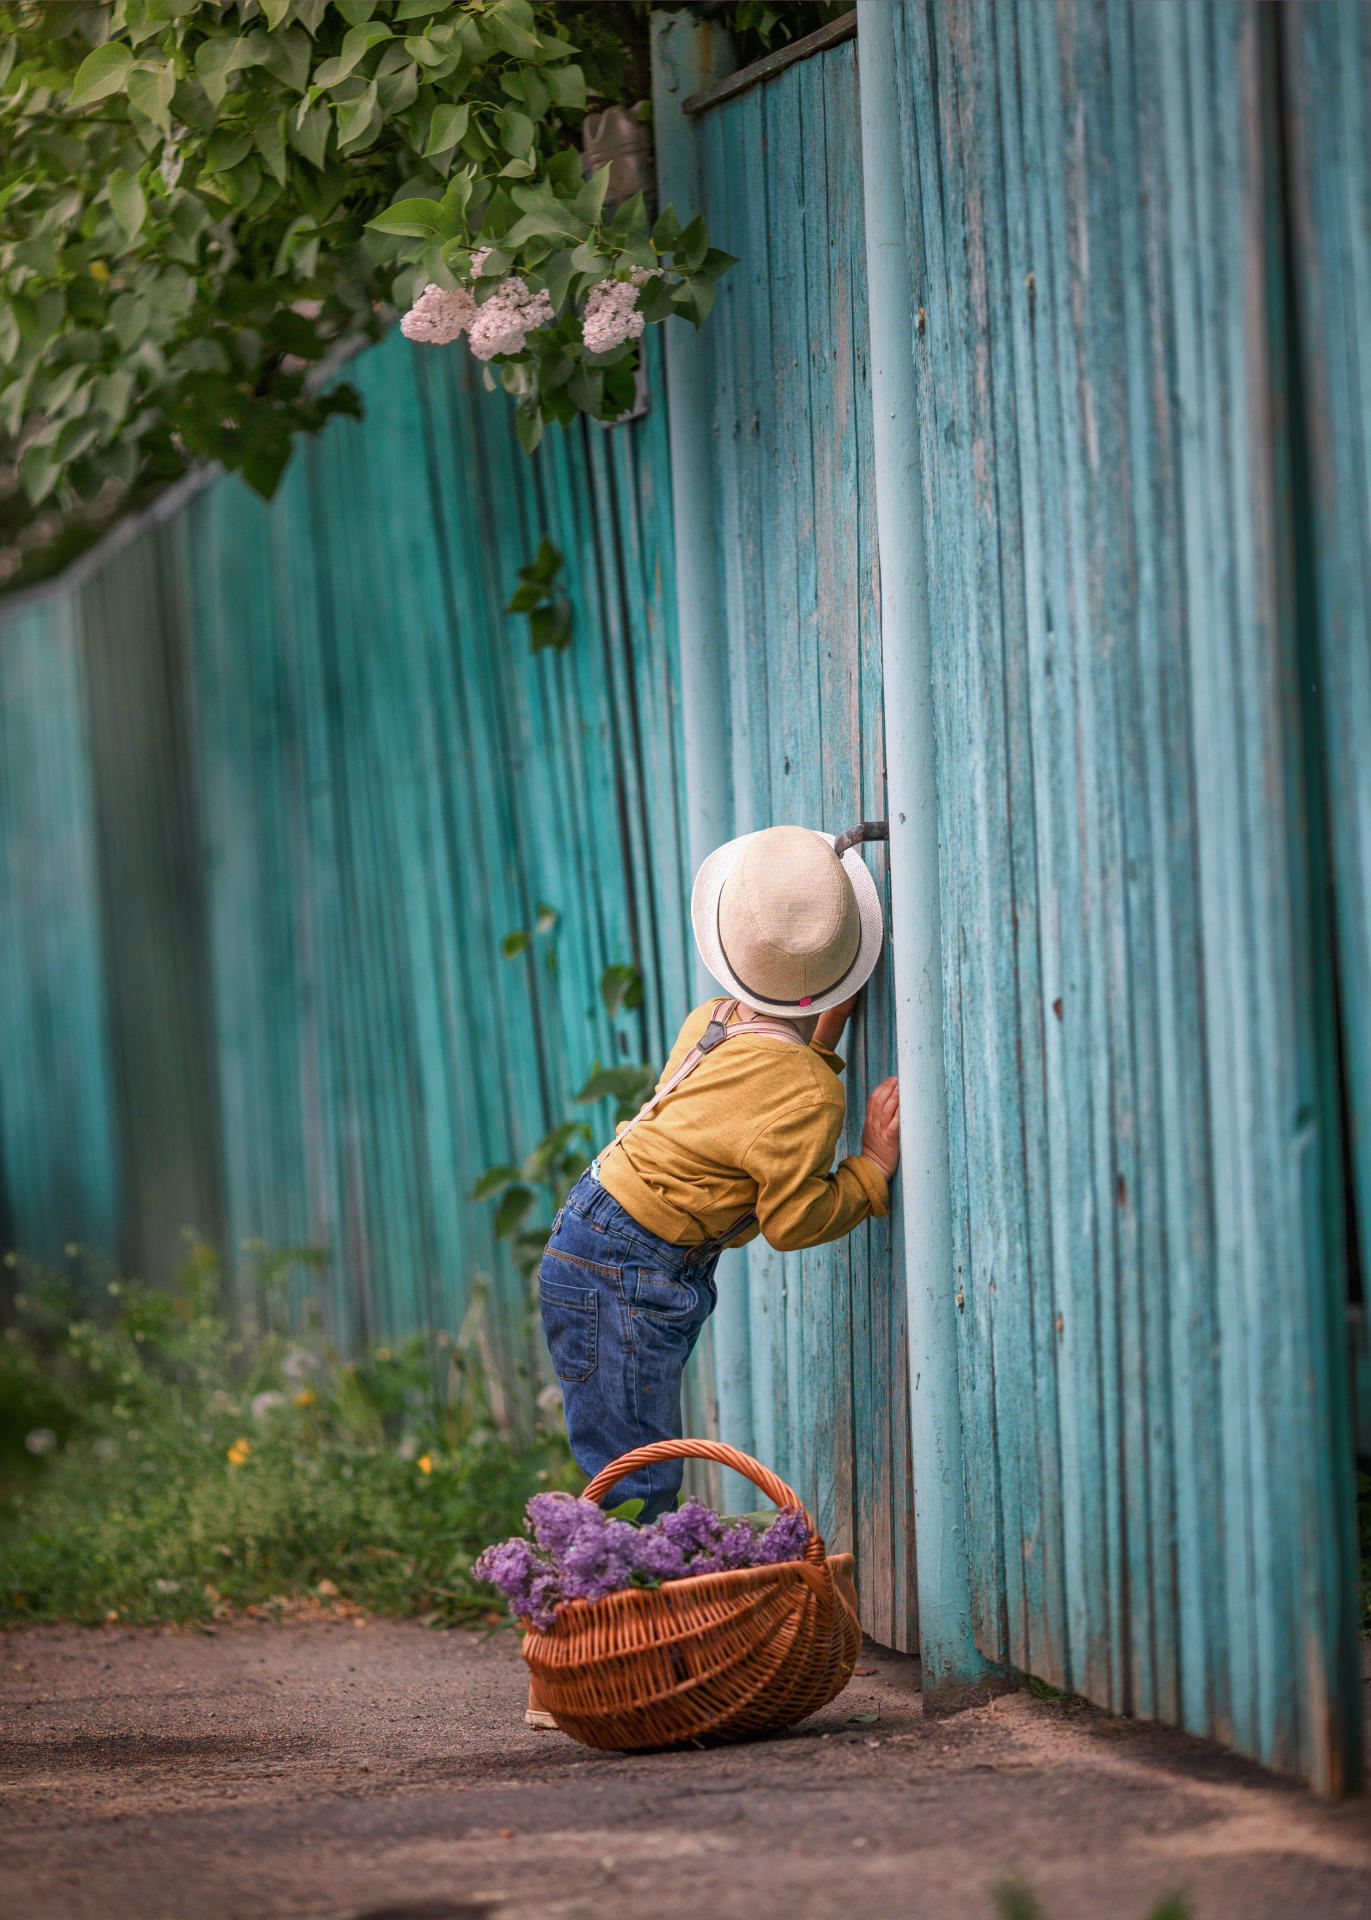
left=281, top=1346, right=316, bottom=1382
left=251, top=1390, right=287, bottom=1421
left=581, top=269, right=659, bottom=355
left=397, top=1433, right=419, bottom=1460
left=24, top=1427, right=56, bottom=1455
left=400, top=282, right=477, bottom=345
left=467, top=276, right=554, bottom=361
left=154, top=1578, right=181, bottom=1595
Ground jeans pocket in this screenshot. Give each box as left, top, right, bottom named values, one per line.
left=539, top=1274, right=599, bottom=1383
left=633, top=1270, right=700, bottom=1320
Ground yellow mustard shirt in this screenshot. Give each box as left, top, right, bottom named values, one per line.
left=596, top=999, right=890, bottom=1252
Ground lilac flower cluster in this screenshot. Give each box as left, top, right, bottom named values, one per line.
left=473, top=1493, right=811, bottom=1631
left=581, top=267, right=661, bottom=354
left=401, top=249, right=555, bottom=362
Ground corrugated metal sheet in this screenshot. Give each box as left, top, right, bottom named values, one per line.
left=691, top=38, right=917, bottom=1651
left=0, top=334, right=704, bottom=1429
left=895, top=0, right=1360, bottom=1788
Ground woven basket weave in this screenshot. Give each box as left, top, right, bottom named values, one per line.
left=520, top=1439, right=861, bottom=1750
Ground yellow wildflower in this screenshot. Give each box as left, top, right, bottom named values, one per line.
left=89, top=262, right=110, bottom=282
left=293, top=1386, right=316, bottom=1408
left=226, top=1437, right=251, bottom=1467
left=417, top=1454, right=434, bottom=1475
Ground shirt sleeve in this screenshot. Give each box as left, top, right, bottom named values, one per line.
left=741, top=1094, right=890, bottom=1251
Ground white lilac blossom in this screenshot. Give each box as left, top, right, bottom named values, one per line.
left=466, top=276, right=555, bottom=361
left=400, top=282, right=477, bottom=345
left=473, top=1492, right=811, bottom=1631
left=581, top=266, right=661, bottom=355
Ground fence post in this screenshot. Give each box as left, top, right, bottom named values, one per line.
left=651, top=11, right=755, bottom=1514
left=856, top=0, right=989, bottom=1703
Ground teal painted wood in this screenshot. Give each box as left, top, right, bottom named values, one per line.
left=0, top=331, right=698, bottom=1424
left=176, top=325, right=693, bottom=1380
left=1285, top=5, right=1371, bottom=1338
left=692, top=38, right=917, bottom=1650
left=895, top=0, right=1360, bottom=1790
left=0, top=599, right=119, bottom=1261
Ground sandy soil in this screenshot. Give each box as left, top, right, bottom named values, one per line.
left=2, top=1618, right=1369, bottom=1920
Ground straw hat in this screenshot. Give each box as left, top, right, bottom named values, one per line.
left=691, top=825, right=884, bottom=1016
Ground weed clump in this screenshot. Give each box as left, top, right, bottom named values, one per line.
left=0, top=1242, right=577, bottom=1628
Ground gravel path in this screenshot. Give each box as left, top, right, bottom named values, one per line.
left=2, top=1620, right=1369, bottom=1919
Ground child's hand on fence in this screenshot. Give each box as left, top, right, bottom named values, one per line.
left=861, top=1077, right=900, bottom=1179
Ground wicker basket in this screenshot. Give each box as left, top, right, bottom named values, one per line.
left=520, top=1439, right=861, bottom=1750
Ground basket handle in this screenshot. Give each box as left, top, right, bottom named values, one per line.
left=580, top=1440, right=825, bottom=1565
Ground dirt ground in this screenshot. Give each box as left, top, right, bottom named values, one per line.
left=2, top=1619, right=1370, bottom=1920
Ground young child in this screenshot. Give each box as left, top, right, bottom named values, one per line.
left=539, top=823, right=900, bottom=1526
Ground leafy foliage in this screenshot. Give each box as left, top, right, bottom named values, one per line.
left=500, top=896, right=557, bottom=960
left=993, top=1887, right=1190, bottom=1920
left=0, top=1242, right=578, bottom=1625
left=506, top=532, right=569, bottom=651
left=575, top=1056, right=655, bottom=1123
left=0, top=0, right=738, bottom=561
left=470, top=1117, right=592, bottom=1279
left=599, top=958, right=642, bottom=1020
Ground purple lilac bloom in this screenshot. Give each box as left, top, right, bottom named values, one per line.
left=474, top=1495, right=812, bottom=1628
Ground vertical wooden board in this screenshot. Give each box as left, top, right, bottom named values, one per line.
left=692, top=36, right=914, bottom=1639
left=1283, top=1, right=1371, bottom=1784
left=0, top=599, right=119, bottom=1262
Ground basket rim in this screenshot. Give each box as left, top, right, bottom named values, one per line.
left=521, top=1547, right=855, bottom=1637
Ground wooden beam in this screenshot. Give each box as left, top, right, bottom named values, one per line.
left=681, top=10, right=857, bottom=116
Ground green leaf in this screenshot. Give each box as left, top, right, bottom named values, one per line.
left=532, top=535, right=562, bottom=583
left=425, top=103, right=470, bottom=156
left=600, top=963, right=643, bottom=1021
left=529, top=601, right=570, bottom=651
left=501, top=928, right=530, bottom=960
left=503, top=205, right=587, bottom=248
left=337, top=79, right=380, bottom=149
left=700, top=247, right=740, bottom=282
left=846, top=1711, right=880, bottom=1725
left=254, top=115, right=288, bottom=187
left=493, top=1185, right=536, bottom=1240
left=573, top=163, right=612, bottom=228
left=70, top=42, right=135, bottom=106
left=289, top=101, right=332, bottom=170
left=397, top=0, right=448, bottom=16
left=677, top=212, right=709, bottom=272
left=545, top=62, right=586, bottom=111
left=127, top=62, right=175, bottom=137
left=500, top=108, right=535, bottom=160
left=334, top=21, right=392, bottom=81
left=506, top=581, right=545, bottom=614
left=19, top=441, right=61, bottom=504
left=486, top=4, right=541, bottom=60
left=196, top=36, right=244, bottom=109
left=367, top=197, right=447, bottom=238
left=469, top=1164, right=522, bottom=1201
left=535, top=901, right=559, bottom=934
left=651, top=205, right=683, bottom=254
left=107, top=171, right=147, bottom=243
left=603, top=1498, right=645, bottom=1522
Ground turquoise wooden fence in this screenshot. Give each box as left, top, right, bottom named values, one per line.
left=684, top=29, right=917, bottom=1653
left=0, top=331, right=704, bottom=1427
left=894, top=0, right=1360, bottom=1792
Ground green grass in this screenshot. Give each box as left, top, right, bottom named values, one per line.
left=0, top=1243, right=577, bottom=1628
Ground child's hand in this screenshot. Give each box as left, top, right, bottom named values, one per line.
left=861, top=1077, right=900, bottom=1179
left=812, top=995, right=857, bottom=1052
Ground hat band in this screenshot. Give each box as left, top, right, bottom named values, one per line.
left=716, top=894, right=862, bottom=1009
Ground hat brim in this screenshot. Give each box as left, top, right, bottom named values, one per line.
left=690, top=829, right=885, bottom=1017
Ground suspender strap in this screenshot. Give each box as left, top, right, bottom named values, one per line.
left=598, top=997, right=810, bottom=1166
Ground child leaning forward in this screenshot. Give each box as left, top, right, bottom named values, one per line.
left=538, top=823, right=899, bottom=1526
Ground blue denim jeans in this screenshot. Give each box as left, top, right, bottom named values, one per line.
left=539, top=1168, right=729, bottom=1522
